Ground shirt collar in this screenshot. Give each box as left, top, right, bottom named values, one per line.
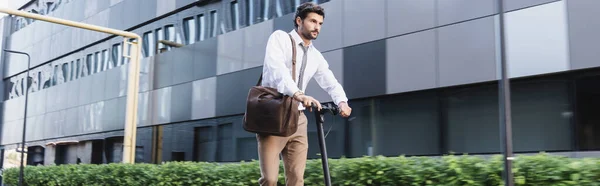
left=289, top=29, right=312, bottom=48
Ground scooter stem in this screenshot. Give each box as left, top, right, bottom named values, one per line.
left=311, top=103, right=337, bottom=186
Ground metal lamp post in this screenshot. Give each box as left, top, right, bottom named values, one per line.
left=3, top=49, right=31, bottom=186
left=496, top=0, right=515, bottom=185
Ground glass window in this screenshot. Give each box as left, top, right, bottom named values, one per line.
left=155, top=28, right=164, bottom=52
left=246, top=0, right=254, bottom=25
left=70, top=61, right=74, bottom=81
left=231, top=1, right=240, bottom=30
left=165, top=25, right=175, bottom=50
left=183, top=17, right=196, bottom=45
left=197, top=14, right=206, bottom=41
left=510, top=79, right=572, bottom=152
left=374, top=92, right=441, bottom=156
left=53, top=65, right=58, bottom=86
left=216, top=123, right=233, bottom=162
left=575, top=75, right=600, bottom=150
left=345, top=99, right=375, bottom=158
left=143, top=31, right=154, bottom=57
left=76, top=59, right=80, bottom=79
left=84, top=54, right=92, bottom=77
left=444, top=85, right=500, bottom=154
left=102, top=50, right=109, bottom=71
left=111, top=43, right=121, bottom=67
left=194, top=126, right=215, bottom=162
left=61, top=63, right=68, bottom=83
left=94, top=52, right=100, bottom=73
left=210, top=10, right=218, bottom=38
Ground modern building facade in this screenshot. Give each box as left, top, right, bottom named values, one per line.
left=0, top=0, right=599, bottom=167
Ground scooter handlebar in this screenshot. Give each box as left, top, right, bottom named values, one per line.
left=310, top=102, right=339, bottom=115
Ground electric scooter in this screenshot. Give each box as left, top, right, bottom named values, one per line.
left=311, top=102, right=339, bottom=186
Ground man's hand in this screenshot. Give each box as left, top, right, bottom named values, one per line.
left=338, top=102, right=352, bottom=117
left=294, top=93, right=321, bottom=112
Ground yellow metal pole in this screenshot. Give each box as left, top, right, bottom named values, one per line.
left=0, top=7, right=142, bottom=164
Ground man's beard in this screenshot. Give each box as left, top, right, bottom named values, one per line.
left=302, top=29, right=318, bottom=40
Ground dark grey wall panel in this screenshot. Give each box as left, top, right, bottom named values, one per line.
left=123, top=0, right=142, bottom=29
left=312, top=0, right=343, bottom=52
left=170, top=82, right=192, bottom=123
left=157, top=0, right=177, bottom=17
left=243, top=20, right=273, bottom=70
left=177, top=0, right=196, bottom=9
left=45, top=85, right=58, bottom=113
left=172, top=46, right=195, bottom=85
left=193, top=37, right=218, bottom=80
left=436, top=0, right=496, bottom=26
left=78, top=76, right=93, bottom=106
left=216, top=29, right=244, bottom=75
left=387, top=0, right=435, bottom=37
left=154, top=51, right=174, bottom=89
left=505, top=0, right=559, bottom=12
left=103, top=98, right=119, bottom=131
left=343, top=40, right=386, bottom=99
left=386, top=30, right=437, bottom=94
left=343, top=0, right=386, bottom=47
left=273, top=13, right=295, bottom=33
left=192, top=77, right=217, bottom=120
left=140, top=0, right=158, bottom=22
left=55, top=83, right=68, bottom=111
left=91, top=72, right=107, bottom=103
left=567, top=0, right=600, bottom=70
left=67, top=80, right=80, bottom=109
left=137, top=92, right=152, bottom=127
left=108, top=2, right=125, bottom=30
left=104, top=67, right=122, bottom=100
left=438, top=17, right=496, bottom=87
left=152, top=87, right=172, bottom=124
left=215, top=67, right=262, bottom=116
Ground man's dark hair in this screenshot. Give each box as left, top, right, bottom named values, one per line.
left=294, top=2, right=325, bottom=28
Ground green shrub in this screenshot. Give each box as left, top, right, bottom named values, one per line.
left=3, top=153, right=600, bottom=186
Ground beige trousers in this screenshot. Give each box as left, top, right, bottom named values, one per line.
left=257, top=112, right=308, bottom=186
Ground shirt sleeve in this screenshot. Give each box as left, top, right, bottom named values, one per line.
left=313, top=56, right=348, bottom=106
left=262, top=31, right=300, bottom=97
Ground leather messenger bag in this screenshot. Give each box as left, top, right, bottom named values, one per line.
left=243, top=34, right=300, bottom=137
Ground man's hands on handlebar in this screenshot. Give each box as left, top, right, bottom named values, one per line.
left=293, top=91, right=352, bottom=117
left=293, top=92, right=322, bottom=112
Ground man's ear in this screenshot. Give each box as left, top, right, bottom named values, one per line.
left=295, top=17, right=302, bottom=27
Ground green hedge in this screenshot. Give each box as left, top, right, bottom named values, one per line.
left=3, top=153, right=600, bottom=186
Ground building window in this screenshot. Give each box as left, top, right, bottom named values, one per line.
left=143, top=31, right=154, bottom=57
left=231, top=1, right=240, bottom=30
left=193, top=126, right=215, bottom=162
left=94, top=52, right=100, bottom=73
left=83, top=54, right=94, bottom=76
left=210, top=10, right=218, bottom=38
left=246, top=0, right=254, bottom=25
left=75, top=59, right=80, bottom=79
left=183, top=17, right=196, bottom=45
left=69, top=61, right=74, bottom=81
left=155, top=28, right=164, bottom=52
left=165, top=25, right=175, bottom=50
left=111, top=43, right=121, bottom=67
left=102, top=50, right=109, bottom=71
left=197, top=14, right=206, bottom=41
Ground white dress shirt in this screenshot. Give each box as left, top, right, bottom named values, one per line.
left=261, top=29, right=348, bottom=110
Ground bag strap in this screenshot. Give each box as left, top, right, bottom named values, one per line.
left=256, top=33, right=297, bottom=86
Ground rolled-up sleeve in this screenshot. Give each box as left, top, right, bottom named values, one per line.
left=262, top=31, right=300, bottom=97
left=313, top=57, right=348, bottom=106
